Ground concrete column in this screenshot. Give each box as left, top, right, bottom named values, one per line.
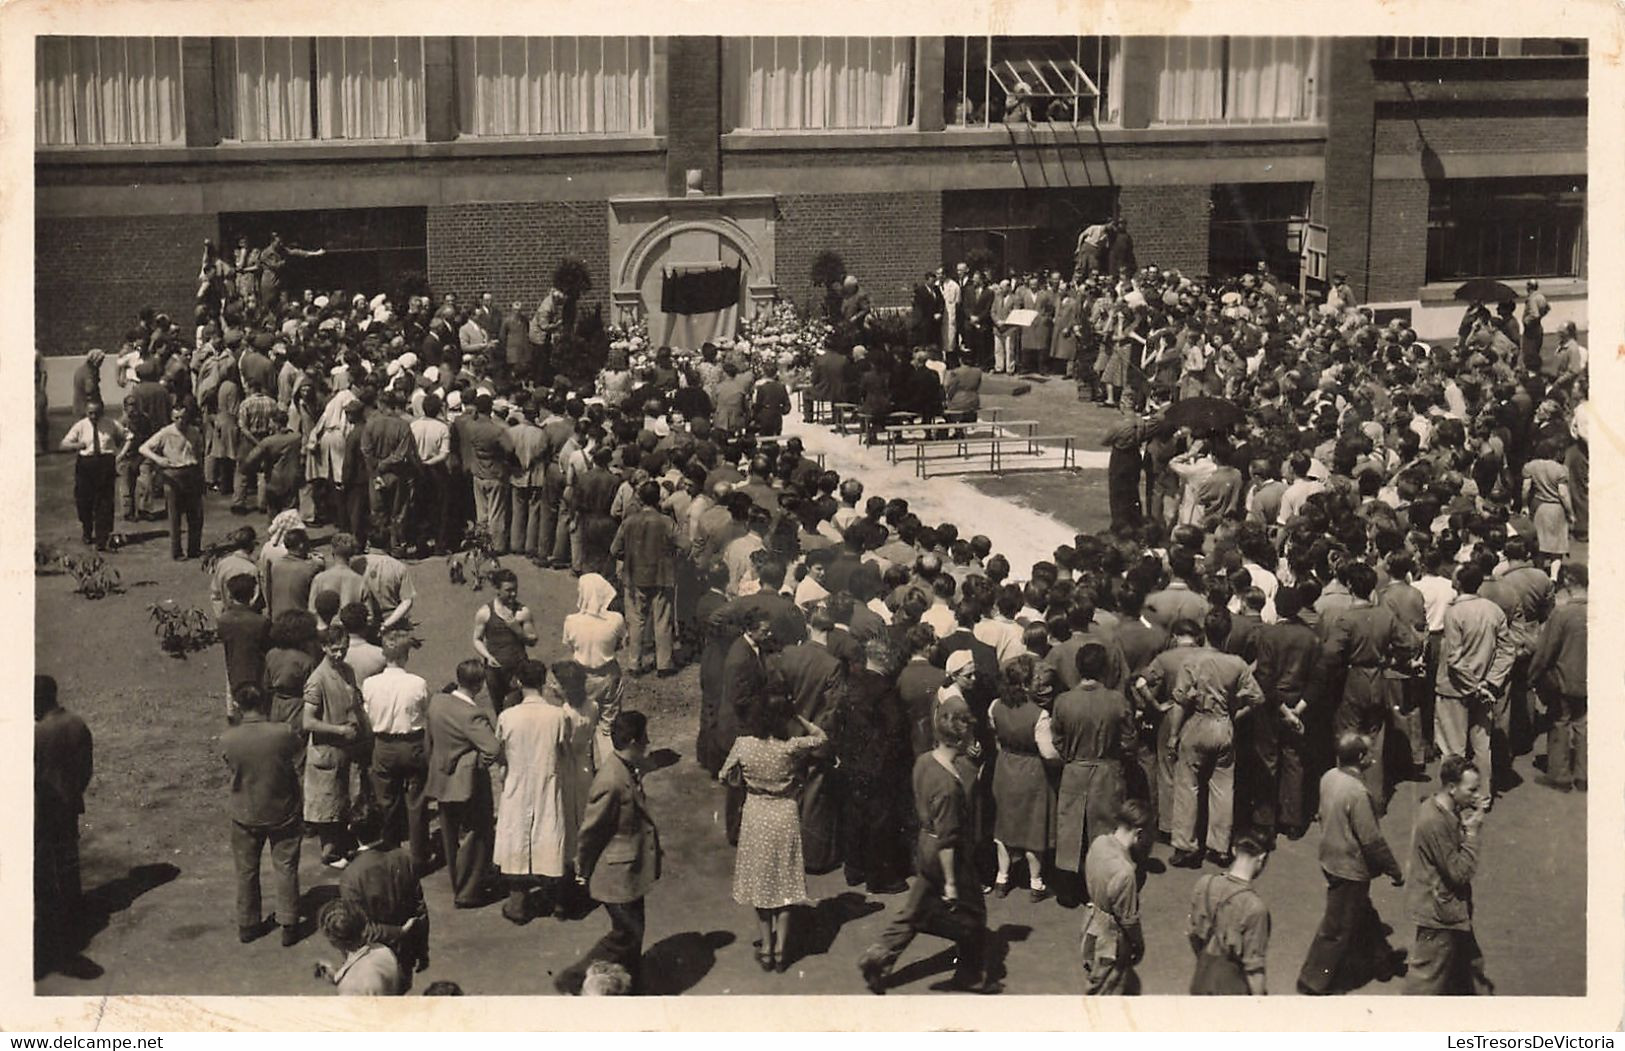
left=1323, top=37, right=1377, bottom=300
left=181, top=38, right=219, bottom=147
left=665, top=37, right=722, bottom=197
left=424, top=38, right=458, bottom=143
left=915, top=37, right=945, bottom=132
left=1117, top=37, right=1160, bottom=131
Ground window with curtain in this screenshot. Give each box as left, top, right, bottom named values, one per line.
left=1139, top=37, right=1328, bottom=126
left=724, top=37, right=913, bottom=131
left=315, top=37, right=425, bottom=140
left=453, top=37, right=653, bottom=136
left=35, top=37, right=184, bottom=146
left=216, top=38, right=314, bottom=143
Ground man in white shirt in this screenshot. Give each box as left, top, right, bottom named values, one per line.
left=410, top=394, right=453, bottom=555
left=362, top=635, right=432, bottom=871
left=60, top=399, right=127, bottom=550
left=1275, top=452, right=1325, bottom=526
left=940, top=264, right=964, bottom=353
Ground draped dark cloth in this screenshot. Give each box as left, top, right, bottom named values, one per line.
left=661, top=264, right=741, bottom=316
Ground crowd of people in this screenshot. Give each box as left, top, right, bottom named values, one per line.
left=35, top=222, right=1590, bottom=998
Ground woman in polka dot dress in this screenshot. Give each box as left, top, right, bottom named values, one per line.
left=720, top=693, right=827, bottom=973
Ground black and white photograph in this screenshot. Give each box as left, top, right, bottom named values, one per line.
left=14, top=0, right=1622, bottom=1030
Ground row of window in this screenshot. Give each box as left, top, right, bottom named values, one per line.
left=35, top=35, right=1589, bottom=148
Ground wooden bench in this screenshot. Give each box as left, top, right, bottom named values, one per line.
left=914, top=433, right=1079, bottom=478
left=881, top=419, right=1041, bottom=463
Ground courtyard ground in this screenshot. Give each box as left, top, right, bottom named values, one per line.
left=32, top=393, right=1584, bottom=999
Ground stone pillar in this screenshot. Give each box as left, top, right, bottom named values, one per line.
left=665, top=37, right=722, bottom=198
left=915, top=38, right=946, bottom=132
left=1324, top=37, right=1377, bottom=301
left=181, top=38, right=218, bottom=147
left=1117, top=37, right=1160, bottom=131
left=424, top=39, right=458, bottom=143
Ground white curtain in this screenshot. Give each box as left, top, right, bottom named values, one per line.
left=454, top=36, right=653, bottom=136
left=234, top=38, right=313, bottom=142
left=727, top=36, right=912, bottom=130
left=1099, top=37, right=1124, bottom=124
left=36, top=36, right=183, bottom=146
left=315, top=37, right=424, bottom=140
left=1151, top=36, right=1225, bottom=125
left=1226, top=37, right=1324, bottom=123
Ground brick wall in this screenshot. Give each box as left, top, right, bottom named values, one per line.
left=1374, top=114, right=1586, bottom=156
left=1366, top=179, right=1431, bottom=301
left=36, top=213, right=216, bottom=355
left=774, top=192, right=942, bottom=311
left=1116, top=185, right=1210, bottom=277
left=427, top=201, right=611, bottom=317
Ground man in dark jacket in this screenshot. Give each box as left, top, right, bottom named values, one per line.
left=837, top=638, right=911, bottom=894
left=1404, top=755, right=1488, bottom=995
left=611, top=480, right=680, bottom=676
left=359, top=391, right=420, bottom=557
left=342, top=805, right=431, bottom=990
left=217, top=573, right=271, bottom=723
left=222, top=683, right=304, bottom=946
left=426, top=660, right=500, bottom=907
left=809, top=347, right=851, bottom=421
left=35, top=676, right=93, bottom=976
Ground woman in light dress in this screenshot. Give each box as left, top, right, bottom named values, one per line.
left=720, top=692, right=827, bottom=973
left=562, top=572, right=627, bottom=767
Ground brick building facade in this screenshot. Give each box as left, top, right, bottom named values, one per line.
left=36, top=35, right=1588, bottom=368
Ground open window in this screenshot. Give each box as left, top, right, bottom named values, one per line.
left=945, top=37, right=1117, bottom=127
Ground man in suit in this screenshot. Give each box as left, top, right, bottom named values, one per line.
left=910, top=271, right=944, bottom=349
left=35, top=676, right=94, bottom=977
left=222, top=683, right=304, bottom=946
left=341, top=805, right=430, bottom=990
left=611, top=479, right=680, bottom=677
left=718, top=610, right=775, bottom=845
left=773, top=606, right=848, bottom=873
left=565, top=711, right=661, bottom=995
left=809, top=346, right=851, bottom=422
left=426, top=660, right=501, bottom=908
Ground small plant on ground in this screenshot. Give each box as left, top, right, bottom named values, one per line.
left=447, top=523, right=503, bottom=592
left=148, top=600, right=217, bottom=658
left=60, top=553, right=123, bottom=599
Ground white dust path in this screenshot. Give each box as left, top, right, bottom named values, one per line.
left=781, top=414, right=1110, bottom=579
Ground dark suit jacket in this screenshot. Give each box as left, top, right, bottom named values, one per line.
left=911, top=284, right=945, bottom=344
left=577, top=754, right=661, bottom=904
left=340, top=845, right=427, bottom=955
left=897, top=659, right=948, bottom=755
left=810, top=351, right=851, bottom=404
left=36, top=708, right=93, bottom=829
left=424, top=691, right=500, bottom=803
left=218, top=605, right=271, bottom=693
left=718, top=636, right=767, bottom=754
left=612, top=507, right=679, bottom=588
left=772, top=641, right=846, bottom=730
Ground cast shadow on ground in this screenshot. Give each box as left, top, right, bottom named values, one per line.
left=787, top=891, right=884, bottom=965
left=37, top=861, right=181, bottom=981
left=640, top=930, right=736, bottom=995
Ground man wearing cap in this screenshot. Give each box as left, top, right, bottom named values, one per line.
left=1327, top=270, right=1358, bottom=313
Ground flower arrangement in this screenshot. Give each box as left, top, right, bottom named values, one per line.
left=736, top=302, right=831, bottom=373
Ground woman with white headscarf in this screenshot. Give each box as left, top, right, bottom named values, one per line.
left=562, top=573, right=627, bottom=767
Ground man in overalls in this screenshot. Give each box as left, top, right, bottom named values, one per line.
left=1186, top=831, right=1273, bottom=994
left=1081, top=799, right=1150, bottom=995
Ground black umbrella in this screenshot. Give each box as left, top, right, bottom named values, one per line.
left=1163, top=396, right=1245, bottom=435
left=1453, top=278, right=1519, bottom=304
